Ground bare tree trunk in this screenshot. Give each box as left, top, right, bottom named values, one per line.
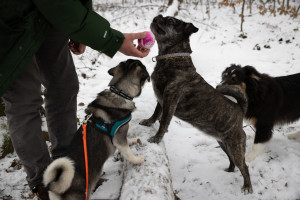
left=249, top=0, right=252, bottom=14
left=231, top=0, right=236, bottom=14
left=287, top=0, right=290, bottom=9
left=279, top=0, right=285, bottom=14
left=273, top=0, right=276, bottom=10
left=168, top=0, right=173, bottom=6
left=167, top=0, right=183, bottom=17
left=206, top=0, right=210, bottom=19
left=241, top=0, right=246, bottom=32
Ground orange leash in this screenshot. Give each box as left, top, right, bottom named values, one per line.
left=82, top=123, right=88, bottom=200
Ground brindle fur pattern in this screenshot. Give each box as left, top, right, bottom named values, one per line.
left=43, top=59, right=149, bottom=200
left=140, top=15, right=252, bottom=194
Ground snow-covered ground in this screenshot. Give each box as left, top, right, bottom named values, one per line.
left=1, top=1, right=300, bottom=199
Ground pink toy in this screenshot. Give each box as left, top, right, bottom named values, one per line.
left=138, top=31, right=155, bottom=49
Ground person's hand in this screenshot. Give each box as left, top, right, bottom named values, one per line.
left=69, top=40, right=86, bottom=55
left=119, top=32, right=150, bottom=58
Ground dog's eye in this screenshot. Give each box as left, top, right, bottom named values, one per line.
left=231, top=74, right=238, bottom=82
left=231, top=76, right=237, bottom=82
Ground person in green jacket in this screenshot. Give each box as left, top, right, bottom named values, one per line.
left=0, top=0, right=149, bottom=199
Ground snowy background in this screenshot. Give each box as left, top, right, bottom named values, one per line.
left=1, top=0, right=300, bottom=199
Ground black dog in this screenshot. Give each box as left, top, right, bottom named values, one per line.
left=219, top=64, right=300, bottom=162
left=140, top=15, right=253, bottom=194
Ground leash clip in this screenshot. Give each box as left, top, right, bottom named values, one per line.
left=152, top=57, right=157, bottom=62
left=83, top=114, right=93, bottom=124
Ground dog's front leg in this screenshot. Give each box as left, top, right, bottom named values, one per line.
left=139, top=102, right=162, bottom=126
left=113, top=124, right=144, bottom=164
left=148, top=89, right=179, bottom=143
left=246, top=118, right=274, bottom=162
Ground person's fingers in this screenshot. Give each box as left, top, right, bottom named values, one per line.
left=127, top=32, right=147, bottom=40
left=131, top=47, right=150, bottom=58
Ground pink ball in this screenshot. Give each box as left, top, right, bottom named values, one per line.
left=138, top=31, right=155, bottom=49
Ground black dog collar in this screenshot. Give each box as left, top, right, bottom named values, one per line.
left=152, top=53, right=191, bottom=62
left=110, top=86, right=133, bottom=101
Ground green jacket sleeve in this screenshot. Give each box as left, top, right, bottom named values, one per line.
left=32, top=0, right=124, bottom=57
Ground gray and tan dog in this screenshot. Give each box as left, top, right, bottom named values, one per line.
left=43, top=59, right=149, bottom=200
left=140, top=15, right=252, bottom=194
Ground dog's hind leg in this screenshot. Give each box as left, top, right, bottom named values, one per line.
left=234, top=158, right=252, bottom=195
left=139, top=102, right=162, bottom=126
left=217, top=141, right=235, bottom=172
left=113, top=124, right=144, bottom=164
left=225, top=135, right=253, bottom=194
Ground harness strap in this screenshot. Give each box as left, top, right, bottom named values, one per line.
left=93, top=114, right=132, bottom=141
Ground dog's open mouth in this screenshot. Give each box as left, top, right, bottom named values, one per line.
left=150, top=22, right=165, bottom=35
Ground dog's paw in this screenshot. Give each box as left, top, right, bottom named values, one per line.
left=131, top=155, right=144, bottom=164
left=127, top=138, right=142, bottom=145
left=139, top=119, right=153, bottom=127
left=241, top=185, right=253, bottom=195
left=223, top=167, right=235, bottom=173
left=147, top=136, right=162, bottom=143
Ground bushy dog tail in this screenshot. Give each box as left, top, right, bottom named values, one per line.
left=43, top=157, right=75, bottom=194
left=216, top=85, right=248, bottom=114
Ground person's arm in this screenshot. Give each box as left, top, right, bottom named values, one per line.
left=33, top=0, right=124, bottom=57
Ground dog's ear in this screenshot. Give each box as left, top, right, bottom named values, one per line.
left=108, top=66, right=117, bottom=76
left=141, top=70, right=150, bottom=82
left=244, top=66, right=258, bottom=77
left=244, top=66, right=260, bottom=87
left=184, top=23, right=199, bottom=35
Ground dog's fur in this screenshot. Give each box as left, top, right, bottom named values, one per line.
left=219, top=64, right=300, bottom=161
left=140, top=15, right=252, bottom=194
left=43, top=59, right=149, bottom=200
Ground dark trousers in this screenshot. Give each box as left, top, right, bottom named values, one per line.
left=2, top=28, right=79, bottom=188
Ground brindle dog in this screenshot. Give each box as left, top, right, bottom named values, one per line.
left=140, top=15, right=253, bottom=194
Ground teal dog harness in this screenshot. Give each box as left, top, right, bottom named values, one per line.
left=91, top=114, right=132, bottom=140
